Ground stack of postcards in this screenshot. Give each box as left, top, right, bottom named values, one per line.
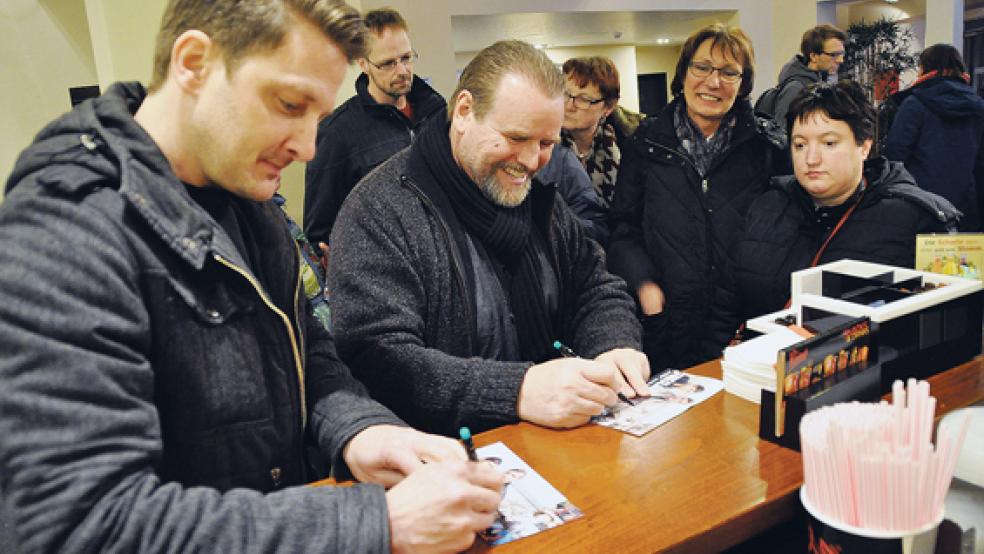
left=720, top=327, right=804, bottom=403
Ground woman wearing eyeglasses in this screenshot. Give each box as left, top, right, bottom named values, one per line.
left=734, top=81, right=959, bottom=322
left=561, top=57, right=644, bottom=211
left=608, top=24, right=786, bottom=372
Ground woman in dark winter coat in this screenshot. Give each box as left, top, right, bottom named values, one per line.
left=735, top=81, right=960, bottom=321
left=608, top=24, right=786, bottom=371
left=882, top=44, right=984, bottom=231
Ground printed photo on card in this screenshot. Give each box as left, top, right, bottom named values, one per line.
left=475, top=442, right=583, bottom=546
left=593, top=370, right=723, bottom=436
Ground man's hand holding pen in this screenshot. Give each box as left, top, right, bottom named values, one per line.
left=595, top=347, right=651, bottom=399
left=516, top=346, right=650, bottom=429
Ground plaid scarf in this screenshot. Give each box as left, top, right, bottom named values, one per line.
left=562, top=119, right=620, bottom=208
left=673, top=102, right=736, bottom=177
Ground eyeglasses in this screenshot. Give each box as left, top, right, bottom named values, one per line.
left=821, top=50, right=845, bottom=60
left=688, top=61, right=743, bottom=84
left=564, top=92, right=605, bottom=110
left=366, top=50, right=418, bottom=72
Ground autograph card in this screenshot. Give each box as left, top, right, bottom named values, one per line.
left=593, top=370, right=723, bottom=436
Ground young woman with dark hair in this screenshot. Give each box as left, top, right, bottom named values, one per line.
left=733, top=81, right=960, bottom=322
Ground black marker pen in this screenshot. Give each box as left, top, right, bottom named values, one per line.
left=552, top=340, right=636, bottom=407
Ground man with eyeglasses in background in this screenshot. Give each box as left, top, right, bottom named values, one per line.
left=768, top=24, right=847, bottom=130
left=304, top=7, right=446, bottom=252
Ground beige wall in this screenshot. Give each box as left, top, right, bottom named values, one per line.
left=83, top=0, right=166, bottom=88
left=770, top=0, right=817, bottom=81
left=1, top=0, right=99, bottom=198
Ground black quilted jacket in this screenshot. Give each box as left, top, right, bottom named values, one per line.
left=608, top=97, right=787, bottom=369
left=734, top=157, right=960, bottom=320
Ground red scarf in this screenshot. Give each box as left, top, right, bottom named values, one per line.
left=910, top=69, right=971, bottom=88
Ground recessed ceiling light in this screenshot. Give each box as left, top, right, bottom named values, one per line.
left=656, top=38, right=670, bottom=45
left=884, top=0, right=899, bottom=3
left=533, top=43, right=548, bottom=50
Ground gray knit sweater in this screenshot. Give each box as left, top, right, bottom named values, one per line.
left=328, top=146, right=642, bottom=435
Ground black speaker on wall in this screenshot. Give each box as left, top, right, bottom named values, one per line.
left=69, top=85, right=101, bottom=107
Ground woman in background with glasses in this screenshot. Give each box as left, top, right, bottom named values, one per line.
left=561, top=57, right=645, bottom=210
left=608, top=23, right=786, bottom=372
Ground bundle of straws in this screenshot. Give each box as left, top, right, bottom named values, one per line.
left=800, top=379, right=970, bottom=531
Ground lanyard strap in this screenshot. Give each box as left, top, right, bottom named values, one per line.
left=783, top=179, right=867, bottom=309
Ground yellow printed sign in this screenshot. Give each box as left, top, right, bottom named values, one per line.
left=915, top=233, right=984, bottom=281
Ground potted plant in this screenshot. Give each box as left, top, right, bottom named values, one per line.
left=840, top=17, right=917, bottom=104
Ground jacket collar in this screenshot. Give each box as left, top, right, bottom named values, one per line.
left=9, top=82, right=255, bottom=271
left=354, top=73, right=446, bottom=120
left=776, top=157, right=962, bottom=229
left=638, top=96, right=786, bottom=154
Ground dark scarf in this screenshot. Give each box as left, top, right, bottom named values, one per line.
left=674, top=102, right=736, bottom=177
left=417, top=117, right=556, bottom=362
left=562, top=118, right=620, bottom=208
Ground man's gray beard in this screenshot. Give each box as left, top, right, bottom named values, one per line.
left=478, top=174, right=530, bottom=208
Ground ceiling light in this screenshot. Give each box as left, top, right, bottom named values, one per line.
left=533, top=43, right=548, bottom=49
left=884, top=0, right=899, bottom=3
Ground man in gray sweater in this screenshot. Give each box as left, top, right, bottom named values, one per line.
left=0, top=1, right=501, bottom=552
left=329, top=40, right=648, bottom=437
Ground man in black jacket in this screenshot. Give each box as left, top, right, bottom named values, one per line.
left=0, top=2, right=502, bottom=552
left=304, top=7, right=446, bottom=249
left=329, top=40, right=648, bottom=436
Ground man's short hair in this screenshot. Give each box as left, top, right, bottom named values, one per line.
left=919, top=43, right=967, bottom=77
left=562, top=56, right=621, bottom=107
left=799, top=24, right=847, bottom=58
left=786, top=80, right=875, bottom=145
left=670, top=23, right=756, bottom=101
left=148, top=0, right=366, bottom=92
left=363, top=7, right=408, bottom=35
left=449, top=40, right=565, bottom=121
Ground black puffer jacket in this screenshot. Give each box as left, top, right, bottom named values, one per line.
left=303, top=73, right=446, bottom=246
left=734, top=158, right=960, bottom=320
left=608, top=97, right=786, bottom=370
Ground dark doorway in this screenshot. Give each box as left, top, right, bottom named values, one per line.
left=637, top=73, right=667, bottom=116
left=69, top=85, right=101, bottom=107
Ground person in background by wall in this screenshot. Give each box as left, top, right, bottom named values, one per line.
left=561, top=56, right=644, bottom=210
left=608, top=23, right=786, bottom=372
left=0, top=1, right=503, bottom=552
left=882, top=43, right=984, bottom=231
left=735, top=81, right=959, bottom=322
left=304, top=7, right=446, bottom=251
left=767, top=24, right=846, bottom=130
